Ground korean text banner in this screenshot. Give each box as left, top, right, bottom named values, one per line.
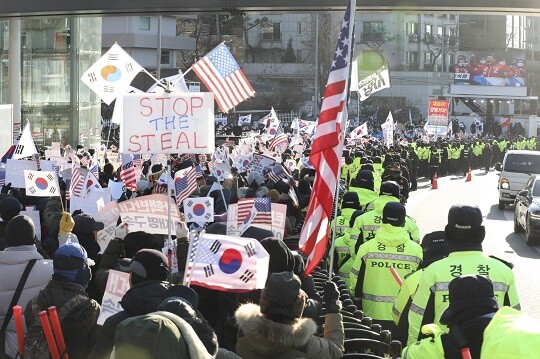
left=120, top=93, right=215, bottom=154
left=117, top=193, right=182, bottom=235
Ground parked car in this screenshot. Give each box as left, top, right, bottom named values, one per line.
left=514, top=175, right=540, bottom=245
left=497, top=150, right=540, bottom=210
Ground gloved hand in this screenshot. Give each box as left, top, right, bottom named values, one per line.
left=59, top=212, right=75, bottom=235
left=115, top=223, right=129, bottom=240
left=176, top=221, right=189, bottom=239
left=324, top=281, right=342, bottom=314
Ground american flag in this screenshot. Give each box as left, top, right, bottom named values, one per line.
left=70, top=167, right=87, bottom=198
left=192, top=43, right=255, bottom=113
left=237, top=198, right=272, bottom=226
left=174, top=167, right=198, bottom=206
left=268, top=133, right=288, bottom=152
left=133, top=154, right=143, bottom=167
left=0, top=167, right=5, bottom=187
left=183, top=233, right=200, bottom=284
left=266, top=164, right=288, bottom=183
left=64, top=178, right=71, bottom=200
left=120, top=154, right=138, bottom=191
left=299, top=1, right=355, bottom=275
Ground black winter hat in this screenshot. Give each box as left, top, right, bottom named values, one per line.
left=445, top=205, right=485, bottom=246
left=123, top=231, right=160, bottom=258
left=129, top=249, right=169, bottom=285
left=420, top=231, right=450, bottom=268
left=342, top=192, right=360, bottom=209
left=440, top=275, right=499, bottom=325
left=73, top=213, right=104, bottom=235
left=260, top=237, right=295, bottom=273
left=160, top=285, right=199, bottom=310
left=260, top=271, right=306, bottom=321
left=356, top=170, right=374, bottom=186
left=6, top=215, right=35, bottom=247
left=0, top=196, right=23, bottom=221
left=379, top=181, right=400, bottom=198
left=382, top=202, right=406, bottom=227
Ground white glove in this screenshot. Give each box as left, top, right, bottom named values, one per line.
left=115, top=223, right=129, bottom=240
left=176, top=221, right=189, bottom=238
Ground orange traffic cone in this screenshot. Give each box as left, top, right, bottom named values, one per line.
left=466, top=167, right=472, bottom=182
left=432, top=173, right=438, bottom=189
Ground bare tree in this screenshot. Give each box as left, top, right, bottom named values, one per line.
left=358, top=25, right=398, bottom=63
left=422, top=32, right=458, bottom=71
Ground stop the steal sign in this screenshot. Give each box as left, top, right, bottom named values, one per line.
left=120, top=92, right=215, bottom=154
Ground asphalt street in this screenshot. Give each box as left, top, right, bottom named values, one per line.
left=406, top=168, right=540, bottom=319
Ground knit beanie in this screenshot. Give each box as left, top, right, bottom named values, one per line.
left=260, top=272, right=306, bottom=323
left=6, top=215, right=35, bottom=247
left=0, top=196, right=23, bottom=221
left=260, top=237, right=295, bottom=273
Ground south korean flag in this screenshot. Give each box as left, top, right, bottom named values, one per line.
left=183, top=197, right=214, bottom=225
left=24, top=170, right=60, bottom=197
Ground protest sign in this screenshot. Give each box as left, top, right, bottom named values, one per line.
left=120, top=93, right=215, bottom=155
left=5, top=159, right=38, bottom=188
left=97, top=270, right=131, bottom=325
left=250, top=153, right=275, bottom=175
left=226, top=202, right=287, bottom=239
left=70, top=188, right=112, bottom=217
left=117, top=193, right=181, bottom=235
left=108, top=180, right=126, bottom=200
left=94, top=201, right=120, bottom=253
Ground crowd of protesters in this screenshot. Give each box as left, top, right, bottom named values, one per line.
left=1, top=126, right=540, bottom=359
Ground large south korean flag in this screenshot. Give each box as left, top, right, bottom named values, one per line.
left=24, top=170, right=59, bottom=197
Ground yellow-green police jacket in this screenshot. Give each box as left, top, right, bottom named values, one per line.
left=407, top=251, right=520, bottom=345
left=350, top=196, right=420, bottom=244
left=348, top=187, right=378, bottom=211
left=392, top=269, right=422, bottom=326
left=331, top=207, right=356, bottom=238
left=334, top=228, right=356, bottom=288
left=349, top=224, right=423, bottom=321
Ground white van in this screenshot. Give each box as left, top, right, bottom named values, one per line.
left=496, top=150, right=540, bottom=209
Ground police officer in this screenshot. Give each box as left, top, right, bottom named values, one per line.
left=382, top=162, right=410, bottom=204
left=402, top=275, right=500, bottom=359
left=350, top=181, right=420, bottom=245
left=349, top=170, right=379, bottom=211
left=349, top=202, right=423, bottom=333
left=460, top=143, right=472, bottom=177
left=332, top=191, right=361, bottom=238
left=392, top=231, right=450, bottom=344
left=333, top=210, right=364, bottom=288
left=407, top=205, right=520, bottom=345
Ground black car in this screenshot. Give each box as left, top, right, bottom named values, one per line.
left=514, top=175, right=540, bottom=245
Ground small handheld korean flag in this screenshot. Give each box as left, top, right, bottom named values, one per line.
left=183, top=197, right=214, bottom=225
left=81, top=43, right=144, bottom=105
left=12, top=122, right=38, bottom=160
left=184, top=233, right=270, bottom=292
left=24, top=170, right=60, bottom=197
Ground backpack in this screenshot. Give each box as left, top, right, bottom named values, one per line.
left=24, top=294, right=88, bottom=359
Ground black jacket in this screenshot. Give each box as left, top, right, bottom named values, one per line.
left=88, top=280, right=169, bottom=359
left=25, top=277, right=100, bottom=359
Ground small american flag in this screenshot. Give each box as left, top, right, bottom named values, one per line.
left=183, top=232, right=200, bottom=284
left=64, top=178, right=71, bottom=200
left=192, top=43, right=255, bottom=113
left=133, top=154, right=143, bottom=167
left=70, top=167, right=87, bottom=198
left=0, top=167, right=5, bottom=187
left=120, top=154, right=137, bottom=191
left=237, top=198, right=272, bottom=226
left=174, top=167, right=198, bottom=206
left=266, top=164, right=288, bottom=183
left=268, top=133, right=288, bottom=152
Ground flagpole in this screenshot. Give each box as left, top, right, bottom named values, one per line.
left=327, top=0, right=356, bottom=282
left=166, top=154, right=173, bottom=285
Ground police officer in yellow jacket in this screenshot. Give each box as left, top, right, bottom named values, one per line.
left=348, top=170, right=379, bottom=211
left=407, top=205, right=520, bottom=345
left=349, top=202, right=423, bottom=333
left=332, top=192, right=361, bottom=238
left=333, top=210, right=364, bottom=288
left=350, top=181, right=420, bottom=245
left=402, top=275, right=500, bottom=359
left=392, top=231, right=449, bottom=344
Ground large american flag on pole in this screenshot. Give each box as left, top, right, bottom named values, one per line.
left=299, top=1, right=355, bottom=275
left=192, top=43, right=255, bottom=113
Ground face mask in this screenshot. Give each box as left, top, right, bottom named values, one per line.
left=458, top=62, right=465, bottom=67
left=480, top=60, right=486, bottom=64
left=517, top=62, right=524, bottom=67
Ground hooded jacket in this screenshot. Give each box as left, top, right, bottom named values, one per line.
left=88, top=280, right=169, bottom=359
left=235, top=303, right=343, bottom=359
left=25, top=278, right=100, bottom=359
left=0, top=245, right=53, bottom=358
left=349, top=223, right=423, bottom=322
